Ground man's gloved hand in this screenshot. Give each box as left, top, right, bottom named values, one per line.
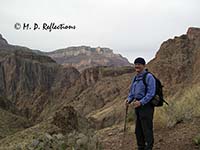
left=133, top=100, right=141, bottom=108
left=125, top=99, right=130, bottom=107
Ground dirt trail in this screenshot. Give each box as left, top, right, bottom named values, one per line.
left=97, top=118, right=200, bottom=150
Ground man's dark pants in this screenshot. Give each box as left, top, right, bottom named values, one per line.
left=135, top=103, right=154, bottom=150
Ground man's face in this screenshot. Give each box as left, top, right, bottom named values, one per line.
left=134, top=63, right=145, bottom=73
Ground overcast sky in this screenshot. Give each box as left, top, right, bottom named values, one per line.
left=0, top=0, right=200, bottom=63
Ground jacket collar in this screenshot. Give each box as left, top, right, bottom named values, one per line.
left=136, top=70, right=147, bottom=77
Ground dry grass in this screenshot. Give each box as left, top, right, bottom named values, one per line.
left=154, top=85, right=200, bottom=127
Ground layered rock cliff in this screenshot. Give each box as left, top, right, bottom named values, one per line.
left=45, top=46, right=132, bottom=71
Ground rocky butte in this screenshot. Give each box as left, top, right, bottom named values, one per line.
left=45, top=46, right=132, bottom=71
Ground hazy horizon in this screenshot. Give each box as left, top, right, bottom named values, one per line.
left=1, top=0, right=200, bottom=63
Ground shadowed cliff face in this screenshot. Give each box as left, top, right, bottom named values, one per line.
left=0, top=40, right=80, bottom=120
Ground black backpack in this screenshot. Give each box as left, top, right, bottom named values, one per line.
left=142, top=71, right=169, bottom=107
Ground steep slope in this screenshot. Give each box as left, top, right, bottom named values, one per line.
left=0, top=35, right=80, bottom=121
left=147, top=27, right=200, bottom=96
left=45, top=46, right=132, bottom=71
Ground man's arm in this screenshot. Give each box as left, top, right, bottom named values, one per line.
left=140, top=73, right=156, bottom=105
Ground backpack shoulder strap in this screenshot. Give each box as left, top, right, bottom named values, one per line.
left=133, top=75, right=137, bottom=83
left=143, top=71, right=150, bottom=94
left=142, top=71, right=149, bottom=87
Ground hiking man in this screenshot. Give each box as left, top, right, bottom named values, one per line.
left=126, top=57, right=156, bottom=150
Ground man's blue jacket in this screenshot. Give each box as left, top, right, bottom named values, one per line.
left=127, top=70, right=156, bottom=105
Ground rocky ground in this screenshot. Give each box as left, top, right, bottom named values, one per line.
left=97, top=117, right=200, bottom=150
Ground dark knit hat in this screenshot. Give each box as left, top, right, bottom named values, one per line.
left=134, top=57, right=146, bottom=65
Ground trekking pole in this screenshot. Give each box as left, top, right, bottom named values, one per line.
left=123, top=104, right=129, bottom=133
left=121, top=103, right=129, bottom=150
